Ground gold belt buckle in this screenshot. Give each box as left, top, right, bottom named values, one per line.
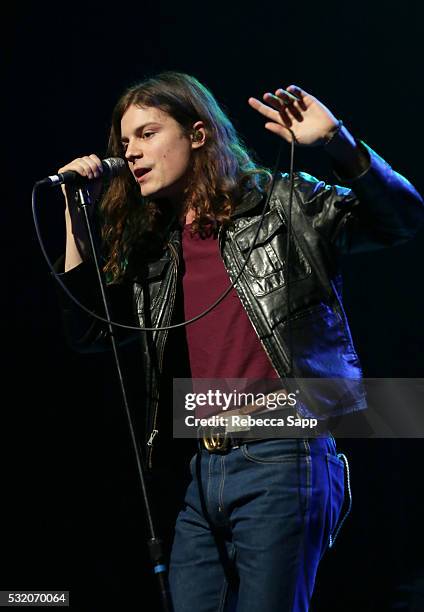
left=202, top=429, right=230, bottom=452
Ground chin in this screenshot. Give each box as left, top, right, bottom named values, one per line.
left=144, top=185, right=180, bottom=202
left=140, top=184, right=161, bottom=198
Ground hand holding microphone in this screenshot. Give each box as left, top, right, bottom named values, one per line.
left=38, top=153, right=126, bottom=196
left=58, top=154, right=108, bottom=206
left=34, top=153, right=126, bottom=271
left=47, top=154, right=125, bottom=271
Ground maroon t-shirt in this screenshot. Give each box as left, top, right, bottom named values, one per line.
left=182, top=223, right=279, bottom=416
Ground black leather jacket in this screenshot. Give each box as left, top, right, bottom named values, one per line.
left=58, top=142, right=424, bottom=468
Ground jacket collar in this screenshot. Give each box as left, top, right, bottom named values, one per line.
left=231, top=188, right=265, bottom=218
left=167, top=186, right=266, bottom=247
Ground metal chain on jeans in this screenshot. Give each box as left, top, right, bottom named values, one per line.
left=329, top=453, right=352, bottom=548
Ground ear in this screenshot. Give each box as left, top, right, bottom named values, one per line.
left=190, top=120, right=206, bottom=149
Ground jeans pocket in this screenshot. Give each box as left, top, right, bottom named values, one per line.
left=326, top=453, right=345, bottom=541
left=241, top=438, right=307, bottom=463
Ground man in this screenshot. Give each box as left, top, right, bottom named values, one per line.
left=56, top=71, right=424, bottom=611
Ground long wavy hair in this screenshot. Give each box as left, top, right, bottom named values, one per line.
left=101, top=71, right=271, bottom=281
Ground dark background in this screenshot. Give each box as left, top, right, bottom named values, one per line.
left=4, top=0, right=424, bottom=610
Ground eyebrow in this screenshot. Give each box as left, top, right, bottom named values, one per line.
left=121, top=122, right=162, bottom=141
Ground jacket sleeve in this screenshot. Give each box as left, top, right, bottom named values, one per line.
left=53, top=256, right=139, bottom=353
left=292, top=142, right=424, bottom=255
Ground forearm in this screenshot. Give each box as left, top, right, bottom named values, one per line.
left=324, top=139, right=424, bottom=252
left=322, top=124, right=424, bottom=242
left=63, top=184, right=101, bottom=267
left=65, top=207, right=83, bottom=272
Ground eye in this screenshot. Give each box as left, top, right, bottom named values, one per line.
left=142, top=131, right=155, bottom=139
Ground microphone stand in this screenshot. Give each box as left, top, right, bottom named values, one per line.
left=75, top=186, right=173, bottom=612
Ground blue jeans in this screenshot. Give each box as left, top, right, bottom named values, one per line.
left=168, top=436, right=346, bottom=612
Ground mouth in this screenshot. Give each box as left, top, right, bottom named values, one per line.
left=134, top=167, right=152, bottom=182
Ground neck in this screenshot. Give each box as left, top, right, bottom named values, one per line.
left=184, top=208, right=196, bottom=224
left=151, top=195, right=195, bottom=227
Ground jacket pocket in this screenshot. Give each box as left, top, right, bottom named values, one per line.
left=233, top=209, right=311, bottom=295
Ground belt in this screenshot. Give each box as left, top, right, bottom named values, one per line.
left=201, top=430, right=266, bottom=452
left=199, top=408, right=331, bottom=453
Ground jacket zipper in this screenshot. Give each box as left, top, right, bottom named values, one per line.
left=146, top=240, right=179, bottom=469
left=147, top=429, right=158, bottom=447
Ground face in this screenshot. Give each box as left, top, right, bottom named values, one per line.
left=120, top=104, right=204, bottom=203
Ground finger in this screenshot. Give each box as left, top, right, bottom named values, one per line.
left=266, top=89, right=300, bottom=116
left=286, top=85, right=308, bottom=111
left=261, top=93, right=293, bottom=126
left=70, top=156, right=102, bottom=180
left=82, top=155, right=103, bottom=179
left=248, top=96, right=284, bottom=123
left=263, top=92, right=288, bottom=110
left=274, top=90, right=303, bottom=122
left=72, top=159, right=95, bottom=180
left=264, top=122, right=296, bottom=142
left=88, top=154, right=104, bottom=176
left=249, top=96, right=294, bottom=130
left=58, top=159, right=90, bottom=176
left=58, top=155, right=101, bottom=179
left=275, top=88, right=300, bottom=103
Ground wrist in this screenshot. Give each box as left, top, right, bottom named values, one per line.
left=322, top=119, right=344, bottom=147
left=324, top=123, right=371, bottom=181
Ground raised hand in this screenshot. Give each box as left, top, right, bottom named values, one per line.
left=248, top=85, right=339, bottom=147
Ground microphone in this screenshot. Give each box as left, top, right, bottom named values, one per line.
left=36, top=157, right=126, bottom=187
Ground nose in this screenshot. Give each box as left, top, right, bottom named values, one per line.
left=124, top=139, right=143, bottom=163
